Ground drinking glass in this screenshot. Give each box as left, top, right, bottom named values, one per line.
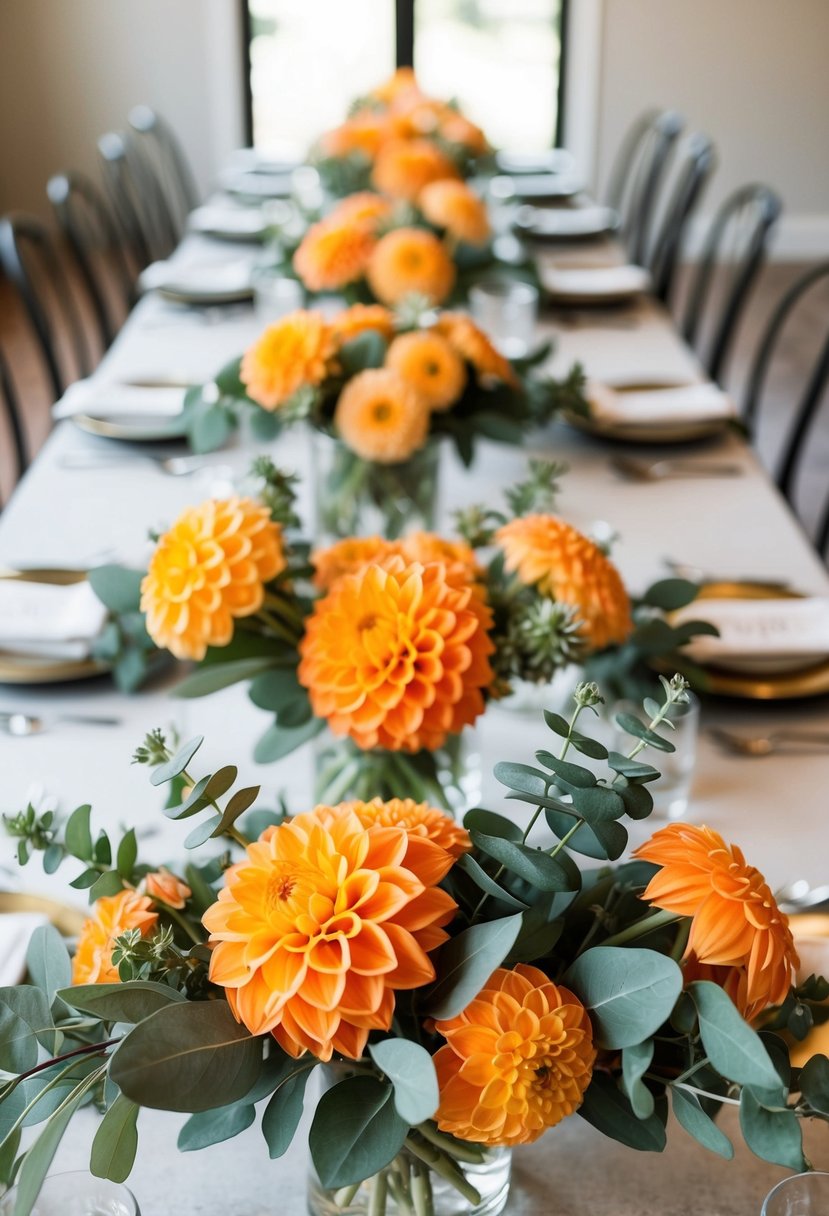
left=611, top=692, right=700, bottom=820
left=468, top=279, right=538, bottom=359
left=761, top=1171, right=829, bottom=1214
left=252, top=267, right=304, bottom=325
left=0, top=1171, right=139, bottom=1215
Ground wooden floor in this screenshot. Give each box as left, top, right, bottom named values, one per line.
left=1, top=261, right=827, bottom=546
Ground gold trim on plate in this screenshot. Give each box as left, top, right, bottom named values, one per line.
left=0, top=568, right=110, bottom=685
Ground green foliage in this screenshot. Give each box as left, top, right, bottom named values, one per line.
left=309, top=1075, right=409, bottom=1189
left=671, top=1088, right=733, bottom=1160
left=423, top=916, right=523, bottom=1019
left=564, top=949, right=683, bottom=1049
left=90, top=1094, right=139, bottom=1183
left=688, top=983, right=780, bottom=1090
left=369, top=1041, right=439, bottom=1125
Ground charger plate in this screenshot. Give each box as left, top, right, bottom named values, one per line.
left=0, top=892, right=86, bottom=937
left=0, top=568, right=110, bottom=685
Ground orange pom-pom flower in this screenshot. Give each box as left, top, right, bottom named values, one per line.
left=331, top=304, right=396, bottom=347
left=385, top=330, right=467, bottom=411
left=367, top=228, right=456, bottom=307
left=293, top=219, right=376, bottom=293
left=372, top=138, right=460, bottom=201
left=433, top=312, right=517, bottom=387
left=333, top=367, right=430, bottom=463
left=339, top=796, right=471, bottom=860
left=240, top=310, right=336, bottom=411
left=419, top=180, right=490, bottom=246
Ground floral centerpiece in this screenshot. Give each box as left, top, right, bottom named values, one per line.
left=3, top=677, right=828, bottom=1216
left=89, top=461, right=712, bottom=812
left=312, top=68, right=491, bottom=199
left=182, top=304, right=585, bottom=539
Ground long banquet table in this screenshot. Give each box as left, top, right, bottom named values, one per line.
left=3, top=220, right=829, bottom=1213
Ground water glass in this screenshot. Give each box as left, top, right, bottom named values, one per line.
left=611, top=692, right=700, bottom=820
left=252, top=267, right=304, bottom=325
left=469, top=279, right=538, bottom=359
left=0, top=1172, right=139, bottom=1215
left=762, top=1171, right=829, bottom=1214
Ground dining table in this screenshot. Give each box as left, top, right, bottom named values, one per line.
left=2, top=183, right=829, bottom=1214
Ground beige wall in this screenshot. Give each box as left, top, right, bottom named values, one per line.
left=0, top=0, right=245, bottom=219
left=591, top=0, right=829, bottom=257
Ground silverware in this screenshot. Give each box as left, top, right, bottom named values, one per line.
left=0, top=712, right=122, bottom=737
left=662, top=557, right=792, bottom=592
left=611, top=455, right=745, bottom=483
left=708, top=726, right=829, bottom=757
left=58, top=452, right=232, bottom=477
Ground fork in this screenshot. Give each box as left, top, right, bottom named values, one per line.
left=0, top=711, right=122, bottom=737
left=58, top=452, right=233, bottom=478
left=708, top=726, right=829, bottom=757
left=611, top=455, right=745, bottom=483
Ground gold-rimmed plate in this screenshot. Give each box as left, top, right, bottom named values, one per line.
left=657, top=581, right=829, bottom=700
left=0, top=568, right=110, bottom=685
left=0, top=892, right=86, bottom=937
left=72, top=412, right=189, bottom=442
left=564, top=409, right=730, bottom=445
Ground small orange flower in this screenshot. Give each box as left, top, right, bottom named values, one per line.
left=372, top=138, right=460, bottom=202
left=321, top=112, right=389, bottom=160
left=370, top=67, right=421, bottom=106
left=440, top=112, right=489, bottom=155
left=140, top=497, right=285, bottom=661
left=433, top=965, right=596, bottom=1145
left=433, top=312, right=517, bottom=387
left=385, top=331, right=467, bottom=411
left=334, top=367, right=430, bottom=463
left=141, top=868, right=191, bottom=910
left=495, top=515, right=633, bottom=650
left=331, top=304, right=396, bottom=347
left=367, top=228, right=456, bottom=307
left=400, top=532, right=481, bottom=580
left=311, top=536, right=401, bottom=591
left=298, top=556, right=494, bottom=752
left=293, top=219, right=376, bottom=293
left=419, top=180, right=490, bottom=246
left=328, top=192, right=394, bottom=228
left=240, top=310, right=336, bottom=410
left=204, top=807, right=456, bottom=1060
left=72, top=890, right=158, bottom=985
left=633, top=824, right=800, bottom=1021
left=339, top=797, right=472, bottom=861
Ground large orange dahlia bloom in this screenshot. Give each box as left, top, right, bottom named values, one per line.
left=334, top=367, right=430, bottom=463
left=203, top=805, right=457, bottom=1060
left=433, top=964, right=596, bottom=1146
left=372, top=138, right=460, bottom=202
left=298, top=556, right=494, bottom=752
left=72, top=889, right=158, bottom=985
left=311, top=532, right=479, bottom=592
left=320, top=112, right=389, bottom=160
left=331, top=303, right=396, bottom=347
left=367, top=228, right=456, bottom=307
left=240, top=310, right=336, bottom=410
left=293, top=219, right=377, bottom=293
left=329, top=192, right=394, bottom=228
left=433, top=313, right=516, bottom=387
left=339, top=797, right=471, bottom=859
left=385, top=331, right=467, bottom=411
left=633, top=824, right=799, bottom=1021
left=495, top=515, right=633, bottom=651
left=440, top=112, right=489, bottom=155
left=419, top=180, right=490, bottom=246
left=140, top=497, right=285, bottom=660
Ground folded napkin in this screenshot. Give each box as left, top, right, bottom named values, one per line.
left=540, top=263, right=651, bottom=298
left=137, top=259, right=254, bottom=296
left=54, top=378, right=187, bottom=421
left=673, top=597, right=829, bottom=665
left=0, top=913, right=49, bottom=986
left=516, top=205, right=618, bottom=240
left=587, top=379, right=736, bottom=426
left=0, top=580, right=108, bottom=660
left=188, top=205, right=269, bottom=239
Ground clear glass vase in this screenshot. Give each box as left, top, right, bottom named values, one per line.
left=312, top=432, right=441, bottom=542
left=312, top=729, right=481, bottom=815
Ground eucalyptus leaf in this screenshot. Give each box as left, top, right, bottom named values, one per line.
left=90, top=1094, right=139, bottom=1183
left=739, top=1088, right=805, bottom=1171
left=11, top=1078, right=91, bottom=1216
left=116, top=830, right=138, bottom=881
left=689, top=982, right=780, bottom=1090
left=578, top=1074, right=666, bottom=1151
left=424, top=915, right=523, bottom=1019
left=564, top=948, right=683, bottom=1049
left=544, top=807, right=627, bottom=861
left=261, top=1067, right=314, bottom=1159
left=254, top=717, right=324, bottom=763
left=641, top=578, right=699, bottom=611
left=64, top=805, right=93, bottom=861
left=621, top=1039, right=655, bottom=1119
left=89, top=871, right=125, bottom=901
left=369, top=1040, right=439, bottom=1125
left=174, top=659, right=279, bottom=699
left=0, top=988, right=53, bottom=1070
left=532, top=754, right=597, bottom=789
left=799, top=1053, right=829, bottom=1115
left=150, top=737, right=204, bottom=787
left=469, top=831, right=578, bottom=892
left=309, top=1076, right=408, bottom=1189
left=178, top=1101, right=256, bottom=1151
left=25, top=925, right=71, bottom=1002
left=455, top=854, right=528, bottom=911
left=462, top=808, right=522, bottom=842
left=59, top=981, right=185, bottom=1023
left=671, top=1087, right=734, bottom=1160
left=86, top=566, right=144, bottom=614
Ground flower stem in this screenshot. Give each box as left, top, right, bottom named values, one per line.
left=368, top=1171, right=388, bottom=1216
left=599, top=908, right=681, bottom=947
left=334, top=1183, right=361, bottom=1208
left=416, top=1122, right=486, bottom=1165
left=405, top=1137, right=483, bottom=1207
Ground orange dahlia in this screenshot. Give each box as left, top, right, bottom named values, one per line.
left=419, top=180, right=490, bottom=246
left=72, top=889, right=158, bottom=985
left=328, top=192, right=394, bottom=228
left=495, top=515, right=633, bottom=651
left=433, top=964, right=596, bottom=1146
left=141, top=868, right=191, bottom=910
left=440, top=112, right=489, bottom=155
left=334, top=367, right=430, bottom=463
left=338, top=796, right=471, bottom=860
left=298, top=556, right=494, bottom=752
left=140, top=497, right=285, bottom=661
left=293, top=219, right=376, bottom=293
left=370, top=67, right=421, bottom=106
left=633, top=824, right=799, bottom=1021
left=321, top=112, right=389, bottom=160
left=331, top=303, right=397, bottom=347
left=385, top=331, right=467, bottom=411
left=367, top=228, right=456, bottom=307
left=400, top=532, right=481, bottom=580
left=372, top=138, right=461, bottom=202
left=240, top=310, right=336, bottom=410
left=311, top=535, right=401, bottom=591
left=203, top=806, right=456, bottom=1060
left=432, top=312, right=517, bottom=387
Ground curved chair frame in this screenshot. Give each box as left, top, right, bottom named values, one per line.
left=0, top=347, right=29, bottom=499
left=128, top=104, right=199, bottom=235
left=98, top=131, right=176, bottom=265
left=606, top=109, right=685, bottom=267
left=648, top=132, right=717, bottom=305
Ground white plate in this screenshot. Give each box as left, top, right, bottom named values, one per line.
left=496, top=149, right=575, bottom=176
left=0, top=569, right=110, bottom=686
left=138, top=261, right=254, bottom=306
left=189, top=206, right=269, bottom=243
left=515, top=205, right=619, bottom=242
left=492, top=173, right=582, bottom=202
left=72, top=412, right=189, bottom=442
left=564, top=409, right=730, bottom=445
left=221, top=168, right=295, bottom=199
left=540, top=263, right=651, bottom=305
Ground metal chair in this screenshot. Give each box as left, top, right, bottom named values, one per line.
left=47, top=172, right=135, bottom=350
left=682, top=184, right=782, bottom=384
left=0, top=214, right=93, bottom=401
left=0, top=347, right=29, bottom=503
left=743, top=262, right=829, bottom=556
left=128, top=105, right=199, bottom=237
left=604, top=109, right=685, bottom=267
left=647, top=132, right=717, bottom=306
left=98, top=131, right=176, bottom=266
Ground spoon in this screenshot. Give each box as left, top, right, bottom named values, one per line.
left=611, top=455, right=745, bottom=483
left=0, top=712, right=123, bottom=737
left=58, top=452, right=234, bottom=478
left=708, top=726, right=829, bottom=757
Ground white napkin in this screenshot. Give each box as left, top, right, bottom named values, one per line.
left=517, top=205, right=617, bottom=239
left=0, top=913, right=49, bottom=986
left=540, top=263, right=651, bottom=298
left=137, top=259, right=254, bottom=297
left=0, top=580, right=108, bottom=660
left=219, top=167, right=295, bottom=198
left=587, top=379, right=736, bottom=425
left=673, top=598, right=829, bottom=665
left=188, top=205, right=269, bottom=239
left=54, top=378, right=187, bottom=421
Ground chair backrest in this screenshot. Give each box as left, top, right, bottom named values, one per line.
left=0, top=346, right=28, bottom=503
left=682, top=184, right=782, bottom=384
left=605, top=109, right=684, bottom=266
left=0, top=214, right=93, bottom=401
left=98, top=131, right=176, bottom=265
left=47, top=171, right=135, bottom=350
left=128, top=104, right=199, bottom=235
left=743, top=261, right=829, bottom=555
left=647, top=132, right=717, bottom=305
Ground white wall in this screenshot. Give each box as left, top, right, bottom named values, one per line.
left=0, top=0, right=245, bottom=219
left=585, top=0, right=829, bottom=259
